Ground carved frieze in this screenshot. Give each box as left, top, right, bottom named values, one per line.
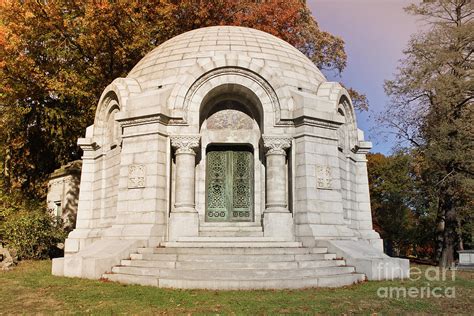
left=128, top=164, right=145, bottom=189
left=207, top=109, right=253, bottom=130
left=316, top=165, right=332, bottom=189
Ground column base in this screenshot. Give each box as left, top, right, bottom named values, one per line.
left=264, top=212, right=295, bottom=241
left=265, top=206, right=289, bottom=213
left=169, top=212, right=199, bottom=240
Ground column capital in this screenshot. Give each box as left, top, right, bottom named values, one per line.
left=262, top=135, right=292, bottom=155
left=170, top=135, right=200, bottom=154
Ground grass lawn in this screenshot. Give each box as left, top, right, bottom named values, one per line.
left=1, top=260, right=473, bottom=314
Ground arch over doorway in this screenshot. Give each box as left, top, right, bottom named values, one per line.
left=181, top=67, right=284, bottom=129
left=194, top=82, right=265, bottom=224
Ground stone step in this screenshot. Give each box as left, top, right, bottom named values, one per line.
left=200, top=222, right=262, bottom=227
left=103, top=273, right=158, bottom=287
left=199, top=231, right=264, bottom=237
left=175, top=237, right=294, bottom=242
left=103, top=273, right=365, bottom=289
left=111, top=266, right=356, bottom=279
left=157, top=274, right=365, bottom=289
left=295, top=253, right=337, bottom=260
left=199, top=226, right=263, bottom=232
left=121, top=259, right=346, bottom=270
left=131, top=253, right=336, bottom=262
left=130, top=253, right=178, bottom=261
left=298, top=260, right=346, bottom=268
left=160, top=241, right=302, bottom=248
left=177, top=261, right=297, bottom=270
left=136, top=247, right=328, bottom=255
left=121, top=259, right=176, bottom=268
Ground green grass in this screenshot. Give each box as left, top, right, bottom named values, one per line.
left=1, top=260, right=473, bottom=314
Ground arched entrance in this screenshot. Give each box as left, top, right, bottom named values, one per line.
left=198, top=86, right=264, bottom=225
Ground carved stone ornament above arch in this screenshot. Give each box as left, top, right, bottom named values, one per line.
left=167, top=53, right=295, bottom=127
left=181, top=67, right=294, bottom=128
left=206, top=107, right=254, bottom=130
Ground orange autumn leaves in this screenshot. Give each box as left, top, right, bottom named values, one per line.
left=0, top=0, right=348, bottom=196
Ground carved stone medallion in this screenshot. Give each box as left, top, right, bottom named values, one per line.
left=316, top=165, right=332, bottom=189
left=128, top=164, right=145, bottom=189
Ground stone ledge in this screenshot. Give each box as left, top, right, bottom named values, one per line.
left=317, top=239, right=410, bottom=280
left=160, top=241, right=302, bottom=248
left=53, top=239, right=145, bottom=279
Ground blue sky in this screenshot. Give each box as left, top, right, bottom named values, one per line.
left=308, top=0, right=422, bottom=154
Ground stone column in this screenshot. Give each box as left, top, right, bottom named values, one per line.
left=169, top=135, right=200, bottom=240
left=262, top=136, right=294, bottom=240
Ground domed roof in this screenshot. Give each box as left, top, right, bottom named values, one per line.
left=127, top=26, right=326, bottom=92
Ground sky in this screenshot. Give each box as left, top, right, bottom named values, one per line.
left=307, top=0, right=423, bottom=154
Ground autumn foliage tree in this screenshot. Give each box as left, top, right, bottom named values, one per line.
left=367, top=152, right=437, bottom=259
left=0, top=0, right=351, bottom=199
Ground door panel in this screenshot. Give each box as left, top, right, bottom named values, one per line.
left=206, top=151, right=228, bottom=221
left=206, top=148, right=253, bottom=222
left=231, top=151, right=253, bottom=221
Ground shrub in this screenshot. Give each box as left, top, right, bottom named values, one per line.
left=0, top=192, right=67, bottom=260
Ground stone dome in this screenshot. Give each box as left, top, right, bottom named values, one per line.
left=127, top=26, right=327, bottom=93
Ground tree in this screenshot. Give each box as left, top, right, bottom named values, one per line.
left=367, top=152, right=437, bottom=258
left=368, top=152, right=414, bottom=257
left=380, top=0, right=473, bottom=267
left=0, top=0, right=351, bottom=199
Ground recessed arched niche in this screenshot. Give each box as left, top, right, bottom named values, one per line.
left=196, top=83, right=265, bottom=224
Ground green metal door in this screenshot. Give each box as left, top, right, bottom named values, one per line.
left=206, top=148, right=253, bottom=222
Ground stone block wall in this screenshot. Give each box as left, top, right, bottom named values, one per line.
left=293, top=133, right=355, bottom=247
left=47, top=160, right=82, bottom=230
left=107, top=122, right=170, bottom=246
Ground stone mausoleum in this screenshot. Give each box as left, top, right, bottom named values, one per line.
left=47, top=160, right=81, bottom=230
left=52, top=26, right=408, bottom=289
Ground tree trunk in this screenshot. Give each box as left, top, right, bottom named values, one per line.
left=435, top=193, right=445, bottom=262
left=438, top=191, right=457, bottom=268
left=457, top=217, right=464, bottom=251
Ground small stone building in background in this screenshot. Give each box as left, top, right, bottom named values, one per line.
left=47, top=160, right=81, bottom=230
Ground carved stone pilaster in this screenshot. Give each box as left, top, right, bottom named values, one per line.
left=261, top=135, right=295, bottom=240
left=170, top=135, right=200, bottom=211
left=262, top=136, right=292, bottom=155
left=262, top=135, right=292, bottom=213
left=168, top=135, right=200, bottom=240
left=170, top=135, right=200, bottom=155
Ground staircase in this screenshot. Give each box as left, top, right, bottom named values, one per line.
left=102, top=237, right=365, bottom=289
left=199, top=222, right=264, bottom=237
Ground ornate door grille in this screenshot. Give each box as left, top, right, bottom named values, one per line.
left=206, top=148, right=253, bottom=222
